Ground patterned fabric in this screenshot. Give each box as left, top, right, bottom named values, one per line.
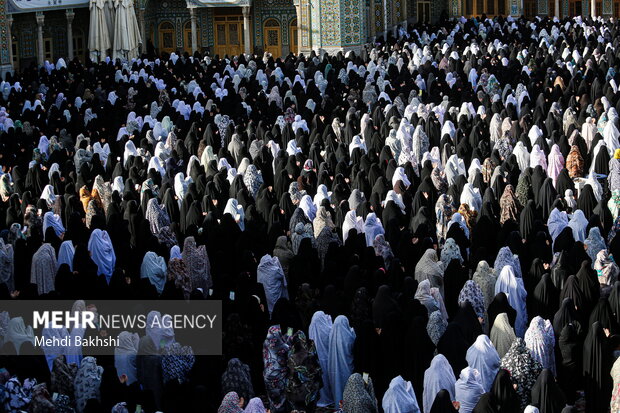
left=85, top=193, right=105, bottom=229
left=515, top=174, right=533, bottom=207
left=157, top=226, right=178, bottom=249
left=608, top=190, right=620, bottom=220
left=167, top=258, right=191, bottom=300
left=441, top=238, right=463, bottom=267
left=499, top=184, right=521, bottom=224
left=222, top=358, right=254, bottom=402
left=435, top=194, right=456, bottom=243
left=585, top=227, right=607, bottom=266
left=243, top=165, right=264, bottom=199
left=111, top=402, right=129, bottom=413
left=161, top=342, right=195, bottom=384
left=54, top=394, right=74, bottom=413
left=494, top=246, right=522, bottom=278
left=482, top=158, right=496, bottom=183
left=263, top=325, right=290, bottom=412
left=285, top=331, right=322, bottom=407
left=415, top=249, right=444, bottom=291
left=218, top=392, right=244, bottom=413
left=182, top=236, right=213, bottom=293
left=372, top=234, right=394, bottom=268
left=499, top=338, right=543, bottom=409
left=73, top=357, right=103, bottom=413
left=566, top=145, right=584, bottom=178
left=427, top=310, right=448, bottom=345
left=313, top=206, right=335, bottom=239
left=145, top=198, right=171, bottom=235
left=30, top=243, right=57, bottom=295
left=51, top=355, right=77, bottom=397
left=342, top=373, right=378, bottom=413
left=472, top=261, right=496, bottom=323
left=458, top=280, right=485, bottom=320
left=316, top=227, right=341, bottom=269
left=2, top=377, right=35, bottom=413
left=30, top=383, right=54, bottom=413
left=431, top=166, right=449, bottom=194
left=594, top=249, right=619, bottom=286
left=611, top=356, right=620, bottom=413
left=524, top=316, right=556, bottom=376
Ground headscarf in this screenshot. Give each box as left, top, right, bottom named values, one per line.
left=499, top=338, right=543, bottom=409
left=495, top=265, right=528, bottom=337
left=458, top=281, right=485, bottom=321
left=499, top=185, right=521, bottom=224
left=224, top=198, right=246, bottom=231
left=342, top=372, right=378, bottom=413
left=114, top=331, right=140, bottom=385
left=221, top=358, right=254, bottom=403
left=568, top=210, right=589, bottom=243
left=547, top=208, right=569, bottom=245
left=140, top=251, right=167, bottom=294
left=466, top=335, right=500, bottom=392
left=327, top=315, right=356, bottom=405
left=427, top=310, right=448, bottom=345
left=218, top=392, right=244, bottom=413
left=454, top=367, right=485, bottom=413
left=494, top=246, right=522, bottom=278
left=182, top=236, right=213, bottom=294
left=257, top=255, right=289, bottom=315
left=87, top=229, right=116, bottom=283
left=524, top=316, right=556, bottom=376
left=382, top=375, right=421, bottom=413
left=423, top=354, right=456, bottom=413
left=5, top=317, right=35, bottom=354
left=31, top=243, right=57, bottom=295
left=309, top=311, right=333, bottom=407
left=74, top=356, right=103, bottom=413
left=244, top=398, right=267, bottom=413
left=57, top=240, right=75, bottom=271
left=530, top=369, right=566, bottom=413
left=263, top=326, right=289, bottom=412
left=472, top=261, right=497, bottom=320
left=363, top=213, right=384, bottom=247
left=145, top=198, right=171, bottom=234
left=585, top=227, right=607, bottom=266
left=594, top=249, right=619, bottom=286
left=42, top=211, right=65, bottom=238
left=490, top=313, right=517, bottom=359
left=441, top=238, right=463, bottom=267
left=415, top=249, right=444, bottom=291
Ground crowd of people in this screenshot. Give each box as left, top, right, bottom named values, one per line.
left=0, top=10, right=619, bottom=413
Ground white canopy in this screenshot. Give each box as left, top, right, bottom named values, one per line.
left=112, top=0, right=142, bottom=61
left=88, top=0, right=111, bottom=62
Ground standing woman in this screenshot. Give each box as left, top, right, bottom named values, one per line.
left=327, top=315, right=356, bottom=407
left=308, top=311, right=333, bottom=408
left=262, top=325, right=290, bottom=413
left=583, top=321, right=613, bottom=413
left=87, top=229, right=116, bottom=284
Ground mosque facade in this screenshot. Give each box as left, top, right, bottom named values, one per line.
left=0, top=0, right=618, bottom=76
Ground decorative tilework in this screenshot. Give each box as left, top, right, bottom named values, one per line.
left=300, top=0, right=309, bottom=47
left=604, top=0, right=612, bottom=14
left=175, top=16, right=183, bottom=47
left=200, top=9, right=208, bottom=46
left=0, top=0, right=11, bottom=66
left=340, top=0, right=363, bottom=46
left=562, top=0, right=568, bottom=15
left=537, top=0, right=547, bottom=13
